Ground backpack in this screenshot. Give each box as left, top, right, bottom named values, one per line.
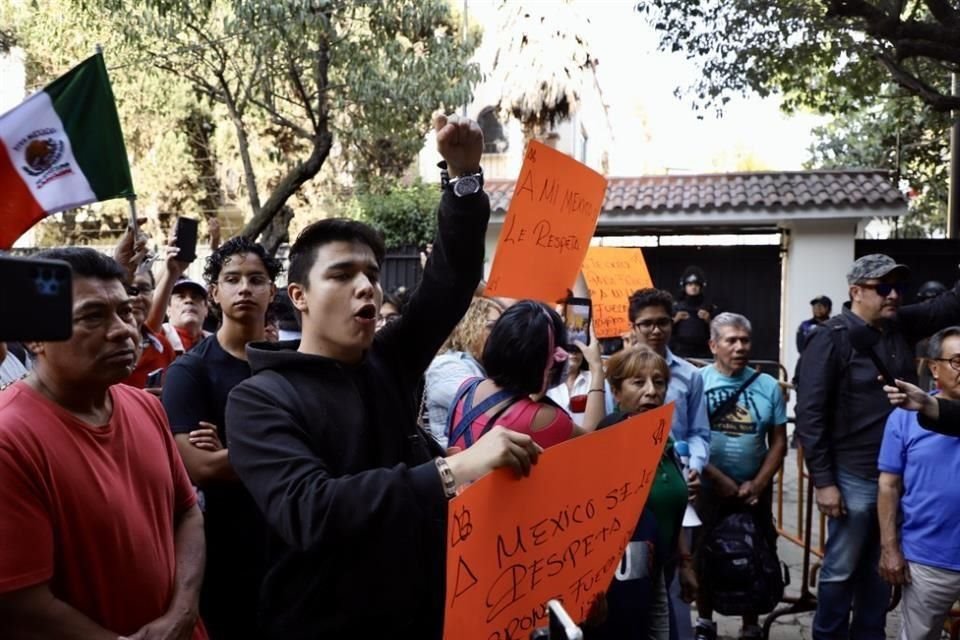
left=700, top=511, right=788, bottom=616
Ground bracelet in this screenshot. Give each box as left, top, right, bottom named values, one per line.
left=588, top=389, right=605, bottom=395
left=435, top=457, right=457, bottom=499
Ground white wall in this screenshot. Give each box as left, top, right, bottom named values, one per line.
left=781, top=218, right=859, bottom=415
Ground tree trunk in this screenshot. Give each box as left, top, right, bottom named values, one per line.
left=259, top=205, right=295, bottom=256
left=241, top=131, right=333, bottom=241
left=231, top=112, right=262, bottom=218
left=217, top=75, right=262, bottom=218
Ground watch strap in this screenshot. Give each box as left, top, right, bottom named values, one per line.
left=435, top=456, right=457, bottom=499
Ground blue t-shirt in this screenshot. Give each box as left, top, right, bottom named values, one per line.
left=878, top=406, right=960, bottom=571
left=700, top=366, right=787, bottom=483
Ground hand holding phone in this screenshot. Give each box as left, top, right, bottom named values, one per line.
left=173, top=217, right=199, bottom=264
left=563, top=297, right=592, bottom=350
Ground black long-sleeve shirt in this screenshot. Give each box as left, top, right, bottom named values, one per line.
left=796, top=292, right=960, bottom=487
left=919, top=398, right=960, bottom=436
left=226, top=189, right=489, bottom=639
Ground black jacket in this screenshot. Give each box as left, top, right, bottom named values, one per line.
left=796, top=291, right=960, bottom=488
left=225, top=190, right=489, bottom=639
left=670, top=294, right=717, bottom=358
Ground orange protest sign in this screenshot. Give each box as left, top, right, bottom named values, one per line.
left=442, top=404, right=674, bottom=640
left=485, top=141, right=608, bottom=303
left=582, top=247, right=654, bottom=338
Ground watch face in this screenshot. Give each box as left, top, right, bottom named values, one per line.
left=453, top=175, right=481, bottom=197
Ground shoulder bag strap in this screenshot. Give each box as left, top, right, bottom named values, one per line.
left=448, top=380, right=516, bottom=448
left=709, top=370, right=762, bottom=424
left=477, top=396, right=523, bottom=439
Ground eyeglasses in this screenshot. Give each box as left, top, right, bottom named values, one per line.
left=930, top=356, right=960, bottom=371
left=125, top=284, right=153, bottom=296
left=858, top=282, right=906, bottom=297
left=633, top=317, right=672, bottom=332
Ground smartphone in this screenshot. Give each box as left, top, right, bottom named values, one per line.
left=145, top=368, right=164, bottom=389
left=562, top=297, right=592, bottom=349
left=174, top=217, right=199, bottom=263
left=548, top=599, right=583, bottom=640
left=0, top=255, right=73, bottom=342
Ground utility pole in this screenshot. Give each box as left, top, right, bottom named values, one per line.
left=949, top=72, right=960, bottom=238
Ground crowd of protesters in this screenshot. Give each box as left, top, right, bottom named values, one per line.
left=2, top=112, right=960, bottom=640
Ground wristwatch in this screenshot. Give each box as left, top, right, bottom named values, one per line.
left=438, top=161, right=484, bottom=197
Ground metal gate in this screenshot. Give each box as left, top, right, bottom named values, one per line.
left=638, top=244, right=784, bottom=361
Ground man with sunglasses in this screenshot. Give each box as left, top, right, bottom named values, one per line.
left=797, top=253, right=960, bottom=639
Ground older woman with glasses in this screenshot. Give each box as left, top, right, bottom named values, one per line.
left=589, top=346, right=697, bottom=640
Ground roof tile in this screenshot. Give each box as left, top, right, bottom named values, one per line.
left=485, top=170, right=906, bottom=214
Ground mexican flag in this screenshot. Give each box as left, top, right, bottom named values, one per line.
left=0, top=52, right=134, bottom=249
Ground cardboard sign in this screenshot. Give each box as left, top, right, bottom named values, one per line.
left=581, top=247, right=654, bottom=338
left=485, top=141, right=608, bottom=303
left=442, top=404, right=674, bottom=640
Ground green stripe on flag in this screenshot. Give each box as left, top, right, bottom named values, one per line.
left=44, top=52, right=134, bottom=201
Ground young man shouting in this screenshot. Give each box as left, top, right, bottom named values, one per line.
left=226, top=114, right=542, bottom=639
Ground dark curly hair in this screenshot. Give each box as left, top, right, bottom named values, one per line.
left=628, top=288, right=674, bottom=323
left=203, top=236, right=283, bottom=285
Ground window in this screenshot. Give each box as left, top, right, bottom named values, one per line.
left=478, top=106, right=509, bottom=154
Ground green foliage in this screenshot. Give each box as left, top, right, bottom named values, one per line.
left=110, top=0, right=480, bottom=238
left=807, top=90, right=950, bottom=237
left=355, top=179, right=440, bottom=250
left=637, top=0, right=957, bottom=115
left=3, top=0, right=478, bottom=248
left=638, top=0, right=958, bottom=236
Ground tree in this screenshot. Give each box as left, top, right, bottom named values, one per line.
left=2, top=0, right=212, bottom=246
left=487, top=0, right=598, bottom=141
left=637, top=1, right=959, bottom=115
left=637, top=0, right=958, bottom=235
left=355, top=179, right=440, bottom=251
left=807, top=89, right=950, bottom=235
left=118, top=0, right=479, bottom=245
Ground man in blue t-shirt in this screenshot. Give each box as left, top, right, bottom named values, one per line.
left=878, top=326, right=960, bottom=639
left=694, top=312, right=787, bottom=640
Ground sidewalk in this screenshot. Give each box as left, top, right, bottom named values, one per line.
left=703, top=450, right=902, bottom=640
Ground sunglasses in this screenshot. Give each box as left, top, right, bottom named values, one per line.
left=858, top=282, right=905, bottom=297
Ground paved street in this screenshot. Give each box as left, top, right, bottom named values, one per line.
left=706, top=447, right=905, bottom=640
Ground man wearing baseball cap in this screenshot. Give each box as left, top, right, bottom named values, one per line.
left=796, top=295, right=832, bottom=353
left=797, top=254, right=960, bottom=638
left=162, top=277, right=211, bottom=354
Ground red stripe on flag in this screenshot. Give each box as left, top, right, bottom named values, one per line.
left=0, top=144, right=44, bottom=249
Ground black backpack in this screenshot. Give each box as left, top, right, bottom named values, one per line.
left=701, top=511, right=788, bottom=616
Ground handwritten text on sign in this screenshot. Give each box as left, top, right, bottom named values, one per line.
left=581, top=247, right=654, bottom=338
left=485, top=141, right=607, bottom=303
left=442, top=404, right=674, bottom=640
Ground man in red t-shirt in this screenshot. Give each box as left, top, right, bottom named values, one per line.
left=0, top=247, right=206, bottom=640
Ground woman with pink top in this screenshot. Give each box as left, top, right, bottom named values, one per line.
left=446, top=300, right=603, bottom=450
